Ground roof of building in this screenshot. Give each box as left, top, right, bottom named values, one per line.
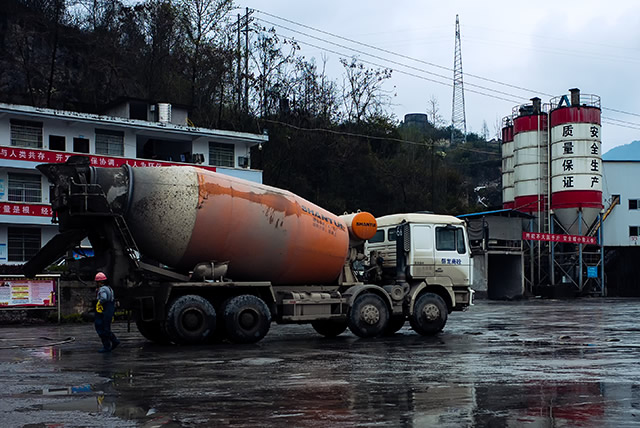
left=375, top=213, right=464, bottom=227
left=457, top=209, right=534, bottom=219
left=0, top=103, right=268, bottom=144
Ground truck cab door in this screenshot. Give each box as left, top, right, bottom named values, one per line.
left=407, top=224, right=435, bottom=278
left=434, top=225, right=471, bottom=287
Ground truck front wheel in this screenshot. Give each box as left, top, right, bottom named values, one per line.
left=348, top=293, right=389, bottom=338
left=223, top=295, right=271, bottom=344
left=409, top=293, right=448, bottom=336
left=166, top=295, right=217, bottom=345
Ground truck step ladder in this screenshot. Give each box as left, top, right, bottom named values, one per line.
left=113, top=214, right=141, bottom=268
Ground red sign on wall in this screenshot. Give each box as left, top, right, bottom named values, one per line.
left=0, top=146, right=217, bottom=172
left=0, top=202, right=52, bottom=217
left=522, top=231, right=597, bottom=245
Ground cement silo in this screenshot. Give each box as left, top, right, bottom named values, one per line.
left=513, top=98, right=548, bottom=215
left=501, top=117, right=515, bottom=209
left=549, top=88, right=603, bottom=235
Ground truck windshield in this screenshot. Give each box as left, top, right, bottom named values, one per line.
left=436, top=226, right=466, bottom=254
left=368, top=230, right=385, bottom=243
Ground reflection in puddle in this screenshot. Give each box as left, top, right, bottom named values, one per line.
left=29, top=346, right=62, bottom=361
left=35, top=382, right=174, bottom=426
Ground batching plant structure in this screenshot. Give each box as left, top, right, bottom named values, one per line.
left=500, top=88, right=604, bottom=296
left=548, top=88, right=604, bottom=294
left=512, top=97, right=548, bottom=219
left=501, top=117, right=515, bottom=210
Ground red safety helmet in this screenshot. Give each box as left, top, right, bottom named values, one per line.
left=95, top=272, right=107, bottom=282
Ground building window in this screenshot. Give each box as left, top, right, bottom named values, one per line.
left=8, top=227, right=41, bottom=262
left=95, top=129, right=124, bottom=156
left=10, top=119, right=43, bottom=148
left=8, top=173, right=41, bottom=202
left=49, top=135, right=66, bottom=151
left=209, top=142, right=234, bottom=167
left=73, top=137, right=89, bottom=153
left=630, top=226, right=640, bottom=237
left=630, top=199, right=639, bottom=210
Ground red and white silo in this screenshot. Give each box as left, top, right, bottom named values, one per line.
left=549, top=88, right=603, bottom=235
left=513, top=98, right=548, bottom=215
left=501, top=117, right=515, bottom=209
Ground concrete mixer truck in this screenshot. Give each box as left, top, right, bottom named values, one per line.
left=24, top=156, right=473, bottom=345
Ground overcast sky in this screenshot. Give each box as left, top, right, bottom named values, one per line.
left=237, top=0, right=640, bottom=153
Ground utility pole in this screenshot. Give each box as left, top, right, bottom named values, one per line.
left=237, top=13, right=242, bottom=112
left=244, top=7, right=250, bottom=114
left=451, top=14, right=467, bottom=145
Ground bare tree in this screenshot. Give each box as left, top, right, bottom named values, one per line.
left=340, top=57, right=392, bottom=123
left=493, top=116, right=503, bottom=140
left=481, top=120, right=490, bottom=140
left=250, top=26, right=298, bottom=117
left=426, top=95, right=444, bottom=127
left=178, top=0, right=233, bottom=105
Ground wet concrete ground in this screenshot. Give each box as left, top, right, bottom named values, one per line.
left=2, top=298, right=640, bottom=427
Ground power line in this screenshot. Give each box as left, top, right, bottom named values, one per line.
left=253, top=8, right=640, bottom=123
left=271, top=31, right=522, bottom=105
left=253, top=9, right=545, bottom=98
left=261, top=118, right=501, bottom=156
left=255, top=17, right=527, bottom=102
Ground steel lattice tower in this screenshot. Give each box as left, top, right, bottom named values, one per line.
left=451, top=14, right=467, bottom=144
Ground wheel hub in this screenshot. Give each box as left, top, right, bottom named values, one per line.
left=182, top=309, right=204, bottom=331
left=422, top=304, right=440, bottom=321
left=361, top=304, right=380, bottom=325
left=239, top=310, right=258, bottom=329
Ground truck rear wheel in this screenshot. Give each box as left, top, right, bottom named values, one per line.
left=223, top=295, right=271, bottom=344
left=348, top=293, right=389, bottom=338
left=311, top=320, right=348, bottom=338
left=134, top=313, right=171, bottom=345
left=166, top=295, right=217, bottom=345
left=409, top=293, right=448, bottom=336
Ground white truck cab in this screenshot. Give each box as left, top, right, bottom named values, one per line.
left=365, top=213, right=474, bottom=313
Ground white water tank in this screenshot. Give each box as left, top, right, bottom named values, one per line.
left=158, top=103, right=172, bottom=123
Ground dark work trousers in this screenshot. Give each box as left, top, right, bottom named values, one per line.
left=94, top=301, right=118, bottom=351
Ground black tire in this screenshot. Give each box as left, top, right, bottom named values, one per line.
left=223, top=295, right=271, bottom=344
left=409, top=293, right=448, bottom=336
left=134, top=312, right=171, bottom=344
left=348, top=293, right=389, bottom=338
left=166, top=295, right=217, bottom=345
left=311, top=320, right=348, bottom=338
left=383, top=316, right=406, bottom=336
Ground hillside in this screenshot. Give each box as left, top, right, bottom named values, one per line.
left=603, top=141, right=640, bottom=161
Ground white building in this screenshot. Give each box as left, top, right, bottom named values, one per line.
left=0, top=101, right=268, bottom=265
left=601, top=160, right=640, bottom=295
left=602, top=160, right=640, bottom=246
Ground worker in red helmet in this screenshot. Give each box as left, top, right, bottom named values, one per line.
left=94, top=272, right=120, bottom=353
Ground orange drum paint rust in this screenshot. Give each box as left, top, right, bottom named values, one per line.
left=178, top=170, right=350, bottom=284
